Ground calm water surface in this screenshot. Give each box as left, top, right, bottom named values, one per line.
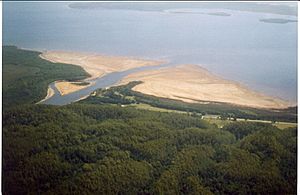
left=3, top=2, right=297, bottom=103
left=41, top=63, right=173, bottom=105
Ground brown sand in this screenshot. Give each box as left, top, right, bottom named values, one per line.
left=55, top=81, right=93, bottom=96
left=36, top=86, right=55, bottom=104
left=40, top=51, right=162, bottom=80
left=118, top=64, right=291, bottom=109
left=40, top=51, right=162, bottom=96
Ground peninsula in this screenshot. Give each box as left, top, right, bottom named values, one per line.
left=259, top=18, right=297, bottom=24
left=118, top=64, right=290, bottom=109
left=40, top=51, right=162, bottom=95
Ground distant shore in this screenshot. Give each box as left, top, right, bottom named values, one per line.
left=259, top=18, right=297, bottom=24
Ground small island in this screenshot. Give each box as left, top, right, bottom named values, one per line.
left=260, top=18, right=297, bottom=24
left=167, top=10, right=231, bottom=17
left=207, top=12, right=231, bottom=16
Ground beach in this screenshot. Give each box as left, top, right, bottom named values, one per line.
left=118, top=64, right=291, bottom=109
left=37, top=86, right=55, bottom=103
left=40, top=51, right=162, bottom=79
left=40, top=51, right=292, bottom=109
left=54, top=81, right=94, bottom=96
left=40, top=51, right=163, bottom=95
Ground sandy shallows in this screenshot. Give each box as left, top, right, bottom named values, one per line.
left=40, top=51, right=162, bottom=95
left=55, top=81, right=93, bottom=96
left=119, top=64, right=291, bottom=109
left=40, top=51, right=162, bottom=80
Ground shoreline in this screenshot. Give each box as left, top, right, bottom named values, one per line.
left=38, top=50, right=294, bottom=109
left=40, top=51, right=163, bottom=80
left=54, top=80, right=95, bottom=96
left=118, top=64, right=293, bottom=109
left=36, top=85, right=55, bottom=104
left=39, top=50, right=164, bottom=97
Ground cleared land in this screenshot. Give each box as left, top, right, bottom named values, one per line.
left=127, top=103, right=296, bottom=130
left=119, top=64, right=291, bottom=109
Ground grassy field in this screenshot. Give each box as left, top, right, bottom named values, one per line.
left=126, top=103, right=297, bottom=130
left=127, top=103, right=188, bottom=114
left=272, top=122, right=297, bottom=129
left=203, top=117, right=297, bottom=130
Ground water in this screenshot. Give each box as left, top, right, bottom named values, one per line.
left=3, top=2, right=297, bottom=103
left=40, top=63, right=172, bottom=105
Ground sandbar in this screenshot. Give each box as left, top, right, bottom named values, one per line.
left=118, top=64, right=291, bottom=109
left=37, top=86, right=55, bottom=104
left=55, top=81, right=93, bottom=96
left=40, top=51, right=162, bottom=80
left=40, top=51, right=162, bottom=96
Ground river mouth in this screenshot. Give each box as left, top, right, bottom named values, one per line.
left=40, top=62, right=173, bottom=105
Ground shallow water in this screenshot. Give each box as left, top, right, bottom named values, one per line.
left=3, top=2, right=297, bottom=103
left=40, top=63, right=172, bottom=105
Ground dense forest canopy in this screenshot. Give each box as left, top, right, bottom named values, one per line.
left=3, top=104, right=297, bottom=194
left=2, top=46, right=297, bottom=194
left=2, top=46, right=89, bottom=108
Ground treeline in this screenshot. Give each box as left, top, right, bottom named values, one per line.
left=2, top=46, right=89, bottom=109
left=83, top=81, right=297, bottom=122
left=3, top=103, right=296, bottom=194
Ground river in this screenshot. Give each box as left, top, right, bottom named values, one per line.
left=40, top=62, right=172, bottom=105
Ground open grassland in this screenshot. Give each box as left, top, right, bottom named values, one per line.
left=126, top=103, right=297, bottom=130
left=203, top=118, right=297, bottom=130
left=127, top=103, right=188, bottom=114
left=272, top=122, right=297, bottom=129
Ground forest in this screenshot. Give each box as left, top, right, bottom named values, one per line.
left=3, top=104, right=297, bottom=194
left=2, top=46, right=297, bottom=194
left=3, top=46, right=89, bottom=109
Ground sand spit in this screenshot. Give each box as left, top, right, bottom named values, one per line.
left=40, top=51, right=162, bottom=96
left=40, top=51, right=162, bottom=80
left=119, top=64, right=291, bottom=109
left=37, top=86, right=55, bottom=104
left=54, top=81, right=93, bottom=96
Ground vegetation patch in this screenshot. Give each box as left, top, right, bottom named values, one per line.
left=3, top=46, right=89, bottom=109
left=3, top=104, right=297, bottom=194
